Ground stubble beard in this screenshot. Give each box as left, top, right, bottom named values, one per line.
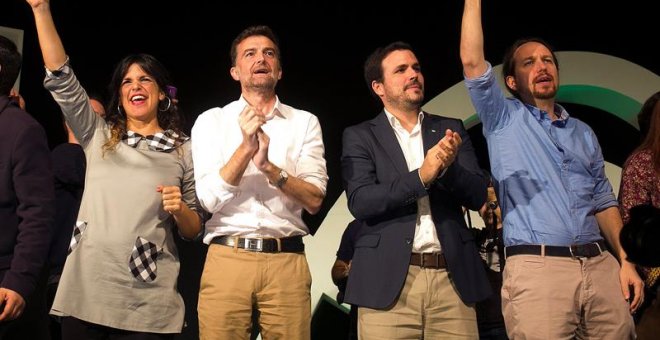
left=247, top=77, right=277, bottom=93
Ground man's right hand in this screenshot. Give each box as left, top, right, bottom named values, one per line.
left=238, top=105, right=266, bottom=153
left=331, top=259, right=352, bottom=286
left=0, top=288, right=25, bottom=322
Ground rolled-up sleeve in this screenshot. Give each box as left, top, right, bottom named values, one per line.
left=590, top=132, right=618, bottom=212
left=464, top=62, right=514, bottom=134
left=295, top=115, right=328, bottom=195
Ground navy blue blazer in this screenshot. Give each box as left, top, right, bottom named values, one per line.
left=341, top=111, right=491, bottom=308
left=0, top=96, right=55, bottom=300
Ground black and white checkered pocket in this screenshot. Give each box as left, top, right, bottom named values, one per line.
left=129, top=236, right=161, bottom=282
left=68, top=221, right=87, bottom=254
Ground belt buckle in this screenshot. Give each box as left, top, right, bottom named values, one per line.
left=243, top=238, right=263, bottom=251
left=570, top=244, right=591, bottom=258
left=594, top=241, right=603, bottom=255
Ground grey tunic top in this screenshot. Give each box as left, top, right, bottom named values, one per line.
left=44, top=63, right=201, bottom=333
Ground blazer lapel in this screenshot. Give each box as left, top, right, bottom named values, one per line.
left=370, top=112, right=409, bottom=175
left=422, top=112, right=441, bottom=154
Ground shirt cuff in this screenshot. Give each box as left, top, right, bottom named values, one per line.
left=44, top=56, right=71, bottom=79
left=418, top=169, right=429, bottom=189
left=418, top=168, right=447, bottom=189
left=215, top=174, right=239, bottom=194
left=298, top=174, right=328, bottom=196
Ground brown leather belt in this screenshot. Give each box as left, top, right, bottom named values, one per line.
left=505, top=240, right=607, bottom=259
left=410, top=252, right=447, bottom=269
left=211, top=235, right=304, bottom=253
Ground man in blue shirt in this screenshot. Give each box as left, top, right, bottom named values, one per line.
left=460, top=1, right=643, bottom=339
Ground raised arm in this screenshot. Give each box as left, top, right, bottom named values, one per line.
left=460, top=0, right=488, bottom=79
left=26, top=0, right=67, bottom=70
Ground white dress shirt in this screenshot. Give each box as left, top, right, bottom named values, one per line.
left=384, top=110, right=441, bottom=253
left=192, top=96, right=328, bottom=243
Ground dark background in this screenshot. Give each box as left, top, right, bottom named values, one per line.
left=2, top=1, right=658, bottom=338
left=2, top=1, right=658, bottom=231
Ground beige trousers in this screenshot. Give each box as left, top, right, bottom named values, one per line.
left=198, top=244, right=311, bottom=340
left=358, top=265, right=478, bottom=339
left=502, top=252, right=635, bottom=339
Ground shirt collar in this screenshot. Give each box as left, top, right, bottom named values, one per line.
left=384, top=109, right=424, bottom=131
left=238, top=95, right=285, bottom=120
left=122, top=129, right=189, bottom=152
left=526, top=102, right=570, bottom=127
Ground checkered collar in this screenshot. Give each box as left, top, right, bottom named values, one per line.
left=122, top=129, right=189, bottom=152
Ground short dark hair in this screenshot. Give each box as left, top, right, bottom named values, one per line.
left=230, top=25, right=280, bottom=67
left=501, top=37, right=558, bottom=99
left=0, top=35, right=22, bottom=95
left=363, top=41, right=414, bottom=100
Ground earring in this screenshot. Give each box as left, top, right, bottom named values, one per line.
left=159, top=97, right=172, bottom=112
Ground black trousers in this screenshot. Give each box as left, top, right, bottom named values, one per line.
left=61, top=317, right=174, bottom=340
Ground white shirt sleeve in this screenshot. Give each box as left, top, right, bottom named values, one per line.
left=191, top=108, right=239, bottom=213
left=295, top=114, right=328, bottom=195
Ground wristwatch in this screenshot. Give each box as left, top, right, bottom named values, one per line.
left=274, top=168, right=289, bottom=188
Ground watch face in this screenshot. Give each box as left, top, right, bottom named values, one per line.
left=277, top=169, right=288, bottom=188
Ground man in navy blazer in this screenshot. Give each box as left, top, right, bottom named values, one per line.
left=341, top=41, right=491, bottom=339
left=0, top=35, right=54, bottom=339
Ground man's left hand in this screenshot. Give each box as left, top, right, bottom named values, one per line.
left=253, top=129, right=271, bottom=171
left=620, top=260, right=644, bottom=313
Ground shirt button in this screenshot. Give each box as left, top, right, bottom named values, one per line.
left=405, top=238, right=412, bottom=245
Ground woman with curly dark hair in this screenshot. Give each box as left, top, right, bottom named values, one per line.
left=619, top=91, right=660, bottom=339
left=27, top=0, right=204, bottom=338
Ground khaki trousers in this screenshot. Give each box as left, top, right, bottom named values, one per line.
left=358, top=265, right=478, bottom=339
left=502, top=252, right=635, bottom=339
left=198, top=244, right=311, bottom=340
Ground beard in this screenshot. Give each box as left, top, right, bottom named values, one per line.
left=246, top=76, right=277, bottom=92
left=386, top=93, right=424, bottom=111
left=385, top=86, right=424, bottom=109
left=533, top=88, right=556, bottom=100
left=405, top=91, right=424, bottom=107
left=532, top=83, right=557, bottom=100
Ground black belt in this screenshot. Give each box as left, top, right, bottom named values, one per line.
left=211, top=235, right=304, bottom=253
left=410, top=252, right=447, bottom=269
left=505, top=240, right=607, bottom=259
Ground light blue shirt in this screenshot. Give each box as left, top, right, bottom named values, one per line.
left=465, top=64, right=617, bottom=247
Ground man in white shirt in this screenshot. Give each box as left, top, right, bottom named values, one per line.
left=191, top=25, right=328, bottom=340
